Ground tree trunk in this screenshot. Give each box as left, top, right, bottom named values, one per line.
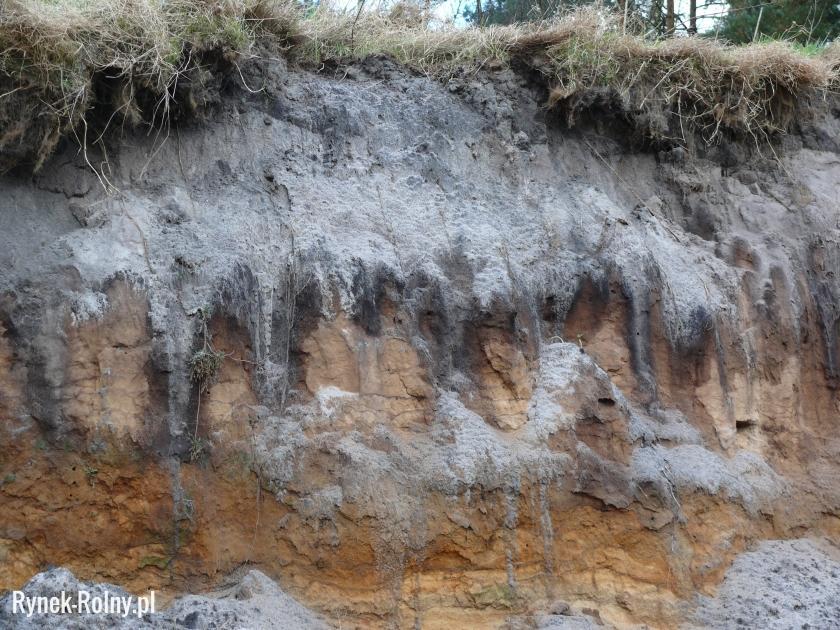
left=649, top=0, right=662, bottom=34
left=665, top=0, right=675, bottom=36
left=475, top=0, right=483, bottom=25
left=753, top=5, right=765, bottom=41
left=689, top=0, right=697, bottom=35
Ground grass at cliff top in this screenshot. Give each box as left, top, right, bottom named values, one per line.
left=2, top=0, right=840, bottom=170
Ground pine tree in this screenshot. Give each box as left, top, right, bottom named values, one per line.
left=718, top=0, right=840, bottom=44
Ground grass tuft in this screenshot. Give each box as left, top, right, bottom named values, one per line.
left=1, top=2, right=838, bottom=171
left=0, top=0, right=299, bottom=172
left=189, top=347, right=225, bottom=389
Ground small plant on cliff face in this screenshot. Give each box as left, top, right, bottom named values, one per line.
left=188, top=305, right=226, bottom=392
left=188, top=348, right=225, bottom=391
left=83, top=464, right=99, bottom=486
left=186, top=305, right=226, bottom=463
left=188, top=435, right=208, bottom=463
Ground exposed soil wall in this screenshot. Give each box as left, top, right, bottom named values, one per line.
left=1, top=55, right=840, bottom=628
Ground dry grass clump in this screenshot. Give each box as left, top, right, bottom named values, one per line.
left=295, top=5, right=603, bottom=76
left=539, top=14, right=834, bottom=145
left=295, top=4, right=836, bottom=148
left=188, top=348, right=226, bottom=391
left=822, top=41, right=840, bottom=83
left=0, top=0, right=299, bottom=171
left=297, top=10, right=516, bottom=73
left=1, top=2, right=837, bottom=172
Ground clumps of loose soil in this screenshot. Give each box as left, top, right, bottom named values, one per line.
left=690, top=538, right=840, bottom=629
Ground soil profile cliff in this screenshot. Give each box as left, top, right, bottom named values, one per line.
left=1, top=49, right=840, bottom=629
